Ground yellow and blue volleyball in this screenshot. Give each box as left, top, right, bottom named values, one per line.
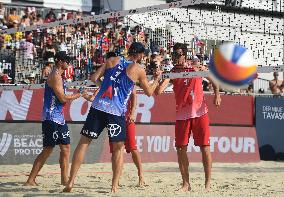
left=209, top=43, right=257, bottom=88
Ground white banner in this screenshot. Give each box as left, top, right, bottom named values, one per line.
left=44, top=0, right=93, bottom=12
left=0, top=0, right=11, bottom=3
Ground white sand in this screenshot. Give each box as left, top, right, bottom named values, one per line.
left=0, top=161, right=284, bottom=197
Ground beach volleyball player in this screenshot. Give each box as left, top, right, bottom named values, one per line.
left=64, top=42, right=161, bottom=193
left=24, top=51, right=85, bottom=186
left=83, top=50, right=145, bottom=186
left=156, top=43, right=221, bottom=191
left=84, top=86, right=145, bottom=186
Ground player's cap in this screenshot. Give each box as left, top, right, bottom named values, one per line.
left=193, top=56, right=200, bottom=61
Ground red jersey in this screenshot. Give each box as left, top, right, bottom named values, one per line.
left=172, top=67, right=208, bottom=120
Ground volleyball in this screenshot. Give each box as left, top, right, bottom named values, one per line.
left=209, top=43, right=257, bottom=89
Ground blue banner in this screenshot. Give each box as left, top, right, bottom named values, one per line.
left=255, top=96, right=284, bottom=160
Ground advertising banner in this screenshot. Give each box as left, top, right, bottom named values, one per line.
left=0, top=123, right=259, bottom=164
left=99, top=125, right=260, bottom=163
left=255, top=96, right=284, bottom=160
left=0, top=89, right=254, bottom=126
left=0, top=123, right=107, bottom=164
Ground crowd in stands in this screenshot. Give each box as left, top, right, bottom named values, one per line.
left=0, top=4, right=211, bottom=82
left=0, top=4, right=281, bottom=95
left=0, top=4, right=172, bottom=84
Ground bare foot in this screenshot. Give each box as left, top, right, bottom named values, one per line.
left=139, top=176, right=145, bottom=186
left=205, top=182, right=210, bottom=192
left=61, top=178, right=69, bottom=186
left=111, top=186, right=118, bottom=193
left=179, top=183, right=191, bottom=192
left=24, top=181, right=38, bottom=186
left=63, top=181, right=74, bottom=193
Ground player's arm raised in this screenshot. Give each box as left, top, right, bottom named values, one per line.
left=90, top=64, right=106, bottom=84
left=90, top=57, right=120, bottom=85
left=49, top=74, right=82, bottom=103
left=196, top=64, right=221, bottom=107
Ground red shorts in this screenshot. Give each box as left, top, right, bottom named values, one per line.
left=175, top=113, right=210, bottom=147
left=109, top=122, right=137, bottom=153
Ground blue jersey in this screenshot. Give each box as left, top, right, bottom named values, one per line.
left=42, top=79, right=66, bottom=125
left=92, top=57, right=134, bottom=116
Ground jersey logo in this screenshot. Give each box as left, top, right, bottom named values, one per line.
left=101, top=86, right=113, bottom=100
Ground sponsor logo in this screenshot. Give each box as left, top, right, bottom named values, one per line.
left=81, top=129, right=98, bottom=138
left=0, top=133, right=12, bottom=156
left=13, top=134, right=43, bottom=156
left=0, top=132, right=44, bottom=157
left=262, top=106, right=284, bottom=120
left=107, top=124, right=121, bottom=138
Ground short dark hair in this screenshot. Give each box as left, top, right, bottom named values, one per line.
left=128, top=42, right=145, bottom=55
left=55, top=51, right=70, bottom=63
left=106, top=52, right=117, bottom=59
left=173, top=42, right=188, bottom=57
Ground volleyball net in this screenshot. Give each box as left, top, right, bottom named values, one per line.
left=0, top=0, right=283, bottom=91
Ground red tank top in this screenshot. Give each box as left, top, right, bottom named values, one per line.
left=172, top=67, right=208, bottom=120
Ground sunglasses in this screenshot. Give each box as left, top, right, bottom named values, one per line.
left=60, top=59, right=70, bottom=64
left=171, top=52, right=185, bottom=57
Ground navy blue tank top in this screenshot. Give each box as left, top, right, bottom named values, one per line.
left=42, top=78, right=66, bottom=125
left=92, top=57, right=134, bottom=116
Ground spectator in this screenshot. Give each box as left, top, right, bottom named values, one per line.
left=63, top=63, right=74, bottom=82
left=0, top=74, right=12, bottom=84
left=247, top=84, right=254, bottom=94
left=41, top=58, right=54, bottom=83
left=43, top=38, right=56, bottom=62
left=192, top=56, right=201, bottom=67
left=21, top=8, right=31, bottom=25
left=24, top=32, right=37, bottom=66
left=34, top=14, right=43, bottom=25
left=269, top=72, right=283, bottom=95
left=161, top=54, right=173, bottom=72
left=20, top=15, right=30, bottom=27
left=258, top=88, right=265, bottom=94
left=7, top=8, right=20, bottom=28
left=0, top=3, right=5, bottom=20
left=27, top=72, right=36, bottom=84
left=0, top=34, right=4, bottom=48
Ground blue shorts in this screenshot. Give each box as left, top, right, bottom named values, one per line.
left=81, top=107, right=126, bottom=142
left=42, top=120, right=70, bottom=147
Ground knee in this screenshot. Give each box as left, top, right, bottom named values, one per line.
left=80, top=135, right=92, bottom=145
left=44, top=147, right=53, bottom=154
left=131, top=150, right=137, bottom=155
left=112, top=142, right=124, bottom=152
left=60, top=145, right=70, bottom=157
left=176, top=146, right=187, bottom=153
left=200, top=146, right=211, bottom=155
left=40, top=147, right=53, bottom=158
